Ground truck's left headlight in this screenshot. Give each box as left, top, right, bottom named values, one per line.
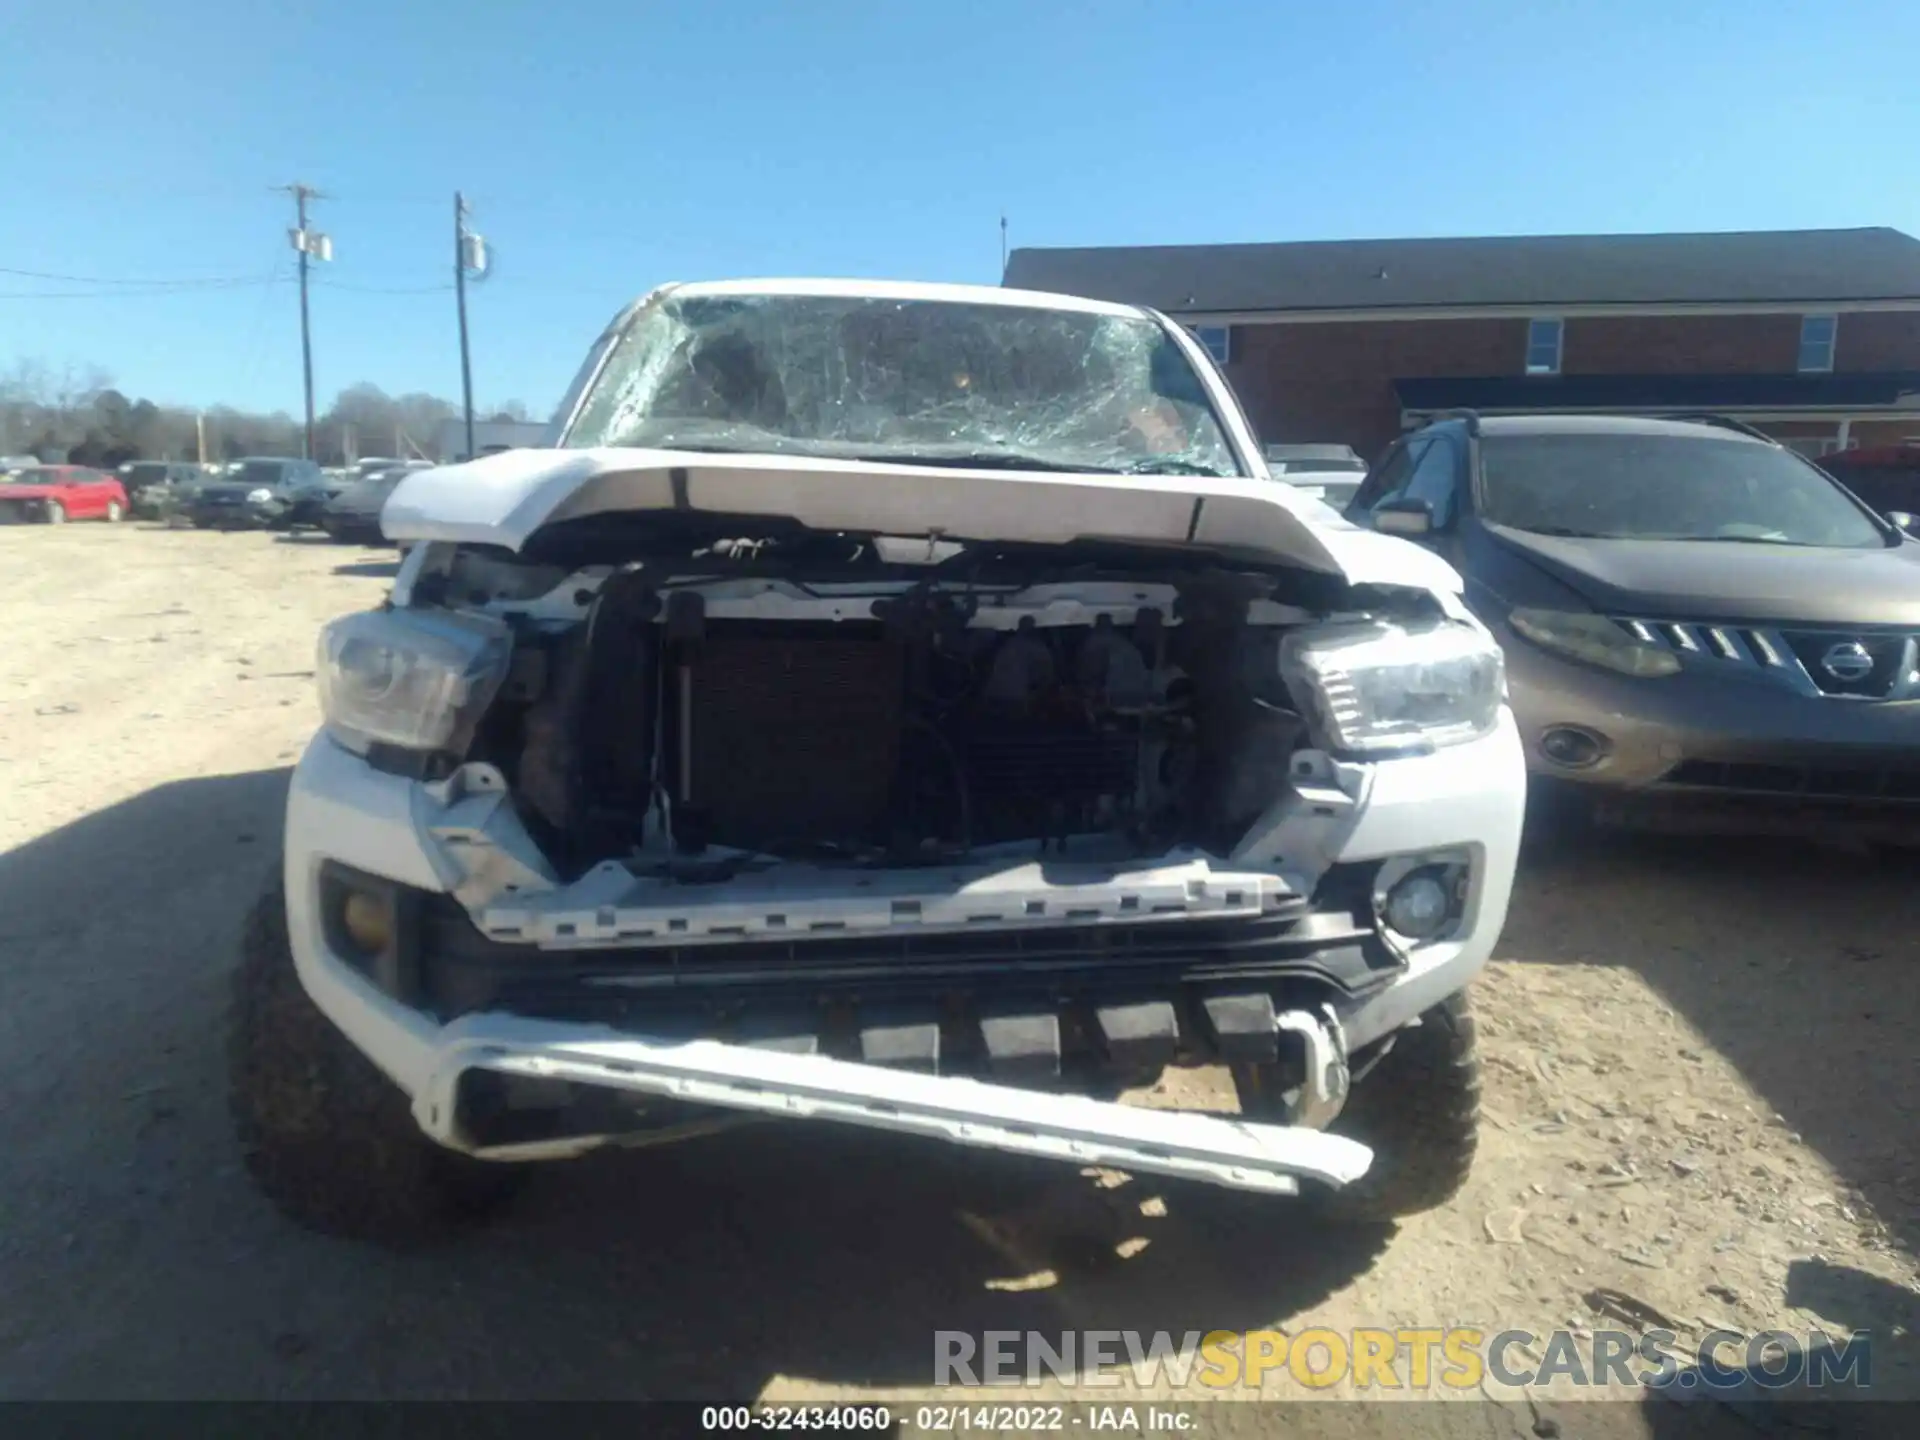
left=1282, top=621, right=1505, bottom=755
left=246, top=487, right=274, bottom=503
left=316, top=609, right=512, bottom=755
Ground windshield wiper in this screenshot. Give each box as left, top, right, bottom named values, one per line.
left=1507, top=524, right=1612, bottom=538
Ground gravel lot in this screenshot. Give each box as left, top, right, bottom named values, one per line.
left=1, top=526, right=1915, bottom=1430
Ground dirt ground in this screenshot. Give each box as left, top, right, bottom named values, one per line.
left=2, top=525, right=1916, bottom=1431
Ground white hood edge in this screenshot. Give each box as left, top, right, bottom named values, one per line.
left=382, top=446, right=1463, bottom=596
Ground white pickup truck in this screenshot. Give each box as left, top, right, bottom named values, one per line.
left=228, top=277, right=1526, bottom=1243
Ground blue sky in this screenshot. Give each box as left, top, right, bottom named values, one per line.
left=4, top=0, right=1914, bottom=419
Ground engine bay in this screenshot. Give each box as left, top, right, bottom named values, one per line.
left=457, top=552, right=1347, bottom=881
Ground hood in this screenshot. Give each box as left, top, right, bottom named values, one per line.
left=1487, top=523, right=1920, bottom=626
left=382, top=446, right=1463, bottom=594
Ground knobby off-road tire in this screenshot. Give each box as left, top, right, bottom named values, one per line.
left=227, top=877, right=521, bottom=1245
left=1237, top=989, right=1481, bottom=1223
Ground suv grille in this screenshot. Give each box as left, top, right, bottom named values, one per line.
left=1778, top=631, right=1908, bottom=697
left=1617, top=619, right=1917, bottom=700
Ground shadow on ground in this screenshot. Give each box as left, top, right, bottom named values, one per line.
left=0, top=770, right=1391, bottom=1401
left=330, top=559, right=399, bottom=578
left=1505, top=829, right=1920, bottom=1271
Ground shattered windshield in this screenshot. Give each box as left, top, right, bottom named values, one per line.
left=561, top=293, right=1244, bottom=477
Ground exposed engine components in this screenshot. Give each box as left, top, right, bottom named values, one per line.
left=494, top=577, right=1306, bottom=875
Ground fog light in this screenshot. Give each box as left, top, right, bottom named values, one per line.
left=1540, top=725, right=1606, bottom=769
left=1382, top=871, right=1453, bottom=941
left=340, top=888, right=395, bottom=957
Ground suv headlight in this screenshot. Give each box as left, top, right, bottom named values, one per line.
left=1508, top=608, right=1681, bottom=677
left=1282, top=621, right=1504, bottom=755
left=246, top=487, right=274, bottom=503
left=316, top=609, right=512, bottom=755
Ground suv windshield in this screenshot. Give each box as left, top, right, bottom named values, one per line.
left=562, top=292, right=1242, bottom=477
left=125, top=463, right=170, bottom=487
left=1479, top=433, right=1889, bottom=548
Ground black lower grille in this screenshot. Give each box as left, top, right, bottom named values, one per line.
left=415, top=864, right=1397, bottom=1023
left=1663, top=759, right=1920, bottom=803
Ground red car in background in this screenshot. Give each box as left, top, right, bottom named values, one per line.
left=0, top=464, right=130, bottom=524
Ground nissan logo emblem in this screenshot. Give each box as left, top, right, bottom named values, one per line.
left=1820, top=641, right=1875, bottom=683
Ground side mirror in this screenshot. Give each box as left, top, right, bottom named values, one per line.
left=1888, top=510, right=1918, bottom=536
left=1374, top=496, right=1436, bottom=536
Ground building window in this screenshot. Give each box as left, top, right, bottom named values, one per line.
left=1524, top=318, right=1563, bottom=375
left=1190, top=325, right=1233, bottom=366
left=1798, top=314, right=1838, bottom=373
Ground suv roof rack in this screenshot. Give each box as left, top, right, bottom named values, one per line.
left=1656, top=412, right=1779, bottom=443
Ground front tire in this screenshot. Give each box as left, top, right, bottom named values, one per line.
left=105, top=499, right=124, bottom=522
left=227, top=876, right=521, bottom=1244
left=45, top=500, right=66, bottom=524
left=1238, top=990, right=1481, bottom=1222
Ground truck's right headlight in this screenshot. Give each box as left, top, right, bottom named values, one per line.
left=316, top=609, right=512, bottom=755
left=1282, top=621, right=1505, bottom=755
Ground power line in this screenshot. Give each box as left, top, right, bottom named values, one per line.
left=0, top=275, right=286, bottom=300
left=0, top=263, right=282, bottom=288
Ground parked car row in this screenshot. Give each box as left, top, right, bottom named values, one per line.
left=0, top=452, right=440, bottom=540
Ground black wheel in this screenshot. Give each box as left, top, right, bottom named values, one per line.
left=227, top=875, right=522, bottom=1244
left=1237, top=989, right=1481, bottom=1222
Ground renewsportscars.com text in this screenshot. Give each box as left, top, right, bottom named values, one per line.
left=934, top=1327, right=1872, bottom=1393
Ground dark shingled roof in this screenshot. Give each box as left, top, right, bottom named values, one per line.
left=1394, top=371, right=1920, bottom=413
left=1002, top=228, right=1920, bottom=314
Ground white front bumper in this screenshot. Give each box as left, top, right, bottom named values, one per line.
left=417, top=1016, right=1372, bottom=1192
left=281, top=714, right=1525, bottom=1186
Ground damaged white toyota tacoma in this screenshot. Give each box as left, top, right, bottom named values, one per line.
left=228, top=278, right=1527, bottom=1242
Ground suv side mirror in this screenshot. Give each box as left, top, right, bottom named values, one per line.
left=1888, top=510, right=1918, bottom=536
left=1374, top=495, right=1436, bottom=536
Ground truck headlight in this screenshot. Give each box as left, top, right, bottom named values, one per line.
left=1282, top=621, right=1504, bottom=755
left=1508, top=608, right=1681, bottom=677
left=316, top=609, right=512, bottom=755
left=246, top=487, right=274, bottom=503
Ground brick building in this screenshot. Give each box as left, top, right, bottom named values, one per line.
left=1002, top=228, right=1920, bottom=463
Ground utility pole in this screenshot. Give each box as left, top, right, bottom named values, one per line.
left=1000, top=214, right=1008, bottom=276
left=195, top=412, right=207, bottom=465
left=280, top=184, right=331, bottom=461
left=453, top=192, right=483, bottom=462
